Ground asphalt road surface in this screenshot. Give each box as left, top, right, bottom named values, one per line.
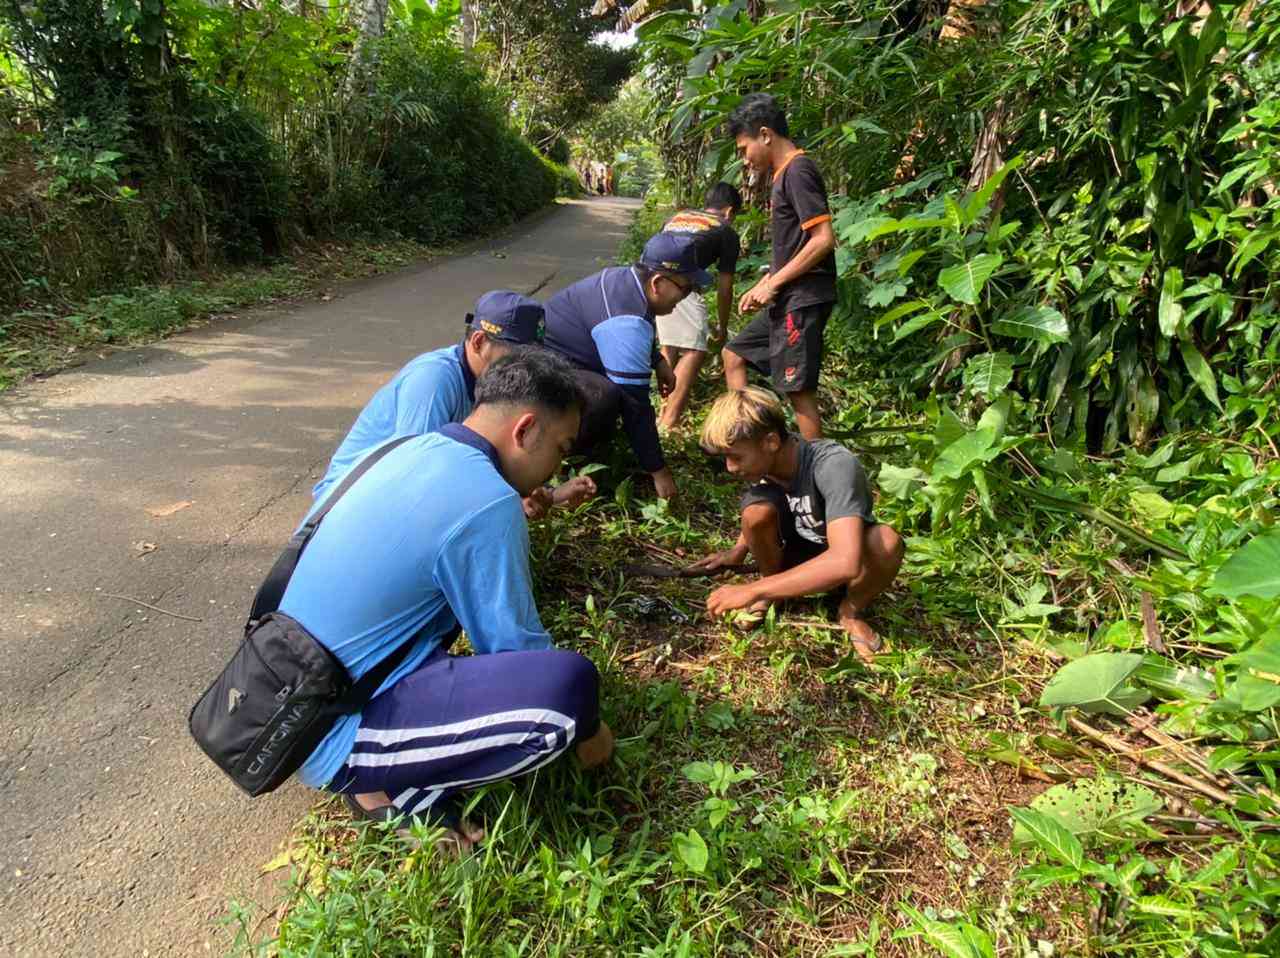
left=0, top=197, right=639, bottom=956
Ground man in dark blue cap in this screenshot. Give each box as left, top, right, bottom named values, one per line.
left=542, top=233, right=710, bottom=500
left=314, top=290, right=596, bottom=515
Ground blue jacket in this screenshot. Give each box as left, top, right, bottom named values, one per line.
left=284, top=424, right=552, bottom=788
left=543, top=266, right=665, bottom=472
left=313, top=344, right=476, bottom=501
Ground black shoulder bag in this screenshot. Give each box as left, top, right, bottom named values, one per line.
left=189, top=436, right=418, bottom=797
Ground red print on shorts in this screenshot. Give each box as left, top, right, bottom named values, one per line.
left=785, top=366, right=797, bottom=382
left=786, top=312, right=801, bottom=346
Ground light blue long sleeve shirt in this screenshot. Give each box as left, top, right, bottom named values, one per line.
left=313, top=344, right=476, bottom=501
left=282, top=424, right=551, bottom=788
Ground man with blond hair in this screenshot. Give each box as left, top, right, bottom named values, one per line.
left=688, top=386, right=904, bottom=663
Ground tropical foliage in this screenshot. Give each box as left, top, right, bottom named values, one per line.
left=640, top=0, right=1280, bottom=449
left=0, top=0, right=573, bottom=318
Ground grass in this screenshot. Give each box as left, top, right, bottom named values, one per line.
left=225, top=208, right=1279, bottom=957
left=0, top=238, right=437, bottom=392
left=228, top=367, right=1083, bottom=956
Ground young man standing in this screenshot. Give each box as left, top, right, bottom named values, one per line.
left=689, top=387, right=904, bottom=664
left=284, top=350, right=613, bottom=852
left=655, top=182, right=743, bottom=431
left=722, top=93, right=838, bottom=440
left=542, top=232, right=708, bottom=500
left=314, top=290, right=594, bottom=517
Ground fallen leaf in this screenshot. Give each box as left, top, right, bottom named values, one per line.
left=146, top=500, right=193, bottom=517
left=132, top=541, right=157, bottom=557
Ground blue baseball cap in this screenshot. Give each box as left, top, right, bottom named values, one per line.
left=639, top=233, right=713, bottom=290
left=465, top=290, right=545, bottom=344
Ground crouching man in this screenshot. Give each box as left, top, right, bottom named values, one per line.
left=281, top=349, right=613, bottom=852
left=689, top=387, right=904, bottom=663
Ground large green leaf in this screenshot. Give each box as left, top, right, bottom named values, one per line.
left=1158, top=267, right=1184, bottom=337
left=991, top=305, right=1069, bottom=343
left=1012, top=778, right=1162, bottom=847
left=1135, top=656, right=1215, bottom=701
left=937, top=253, right=1003, bottom=305
left=1178, top=339, right=1222, bottom=410
left=962, top=351, right=1014, bottom=399
left=1039, top=652, right=1151, bottom=715
left=1221, top=633, right=1280, bottom=711
left=1008, top=807, right=1084, bottom=868
left=897, top=904, right=994, bottom=958
left=932, top=428, right=1001, bottom=480
left=1210, top=530, right=1280, bottom=599
left=672, top=828, right=708, bottom=873
left=878, top=464, right=927, bottom=499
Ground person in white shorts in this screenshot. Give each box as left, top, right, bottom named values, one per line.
left=655, top=183, right=742, bottom=430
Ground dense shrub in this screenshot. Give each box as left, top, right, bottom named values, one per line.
left=641, top=0, right=1280, bottom=449
left=0, top=4, right=564, bottom=311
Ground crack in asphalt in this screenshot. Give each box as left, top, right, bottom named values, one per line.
left=525, top=268, right=559, bottom=297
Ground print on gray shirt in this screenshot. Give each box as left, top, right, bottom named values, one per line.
left=782, top=437, right=875, bottom=545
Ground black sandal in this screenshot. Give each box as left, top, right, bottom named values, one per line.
left=342, top=793, right=463, bottom=835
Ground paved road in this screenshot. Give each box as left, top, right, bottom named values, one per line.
left=0, top=197, right=638, bottom=956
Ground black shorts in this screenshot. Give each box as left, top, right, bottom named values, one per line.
left=739, top=482, right=825, bottom=570
left=725, top=301, right=832, bottom=393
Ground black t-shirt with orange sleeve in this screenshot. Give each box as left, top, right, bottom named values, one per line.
left=770, top=150, right=837, bottom=311
left=661, top=209, right=740, bottom=276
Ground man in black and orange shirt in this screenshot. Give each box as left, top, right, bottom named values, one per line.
left=722, top=93, right=838, bottom=440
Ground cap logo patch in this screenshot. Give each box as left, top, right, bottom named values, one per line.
left=479, top=319, right=502, bottom=336
left=661, top=260, right=681, bottom=271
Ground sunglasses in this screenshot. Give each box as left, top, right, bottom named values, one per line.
left=660, top=274, right=694, bottom=296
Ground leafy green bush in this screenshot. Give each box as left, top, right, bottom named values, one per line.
left=0, top=2, right=564, bottom=313
left=640, top=0, right=1280, bottom=448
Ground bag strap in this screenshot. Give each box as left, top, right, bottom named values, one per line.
left=246, top=435, right=417, bottom=634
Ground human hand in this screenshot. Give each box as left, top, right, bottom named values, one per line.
left=706, top=581, right=763, bottom=616
left=652, top=467, right=677, bottom=500
left=684, top=544, right=749, bottom=575
left=656, top=360, right=676, bottom=397
left=552, top=475, right=597, bottom=509
left=521, top=486, right=553, bottom=520
left=737, top=279, right=776, bottom=314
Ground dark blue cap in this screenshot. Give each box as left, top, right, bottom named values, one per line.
left=639, top=233, right=713, bottom=290
left=466, top=290, right=545, bottom=344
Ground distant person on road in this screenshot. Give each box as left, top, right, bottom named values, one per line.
left=723, top=93, right=838, bottom=440
left=654, top=182, right=743, bottom=431
left=313, top=290, right=594, bottom=518
left=542, top=232, right=709, bottom=500
left=689, top=387, right=904, bottom=665
left=285, top=350, right=614, bottom=853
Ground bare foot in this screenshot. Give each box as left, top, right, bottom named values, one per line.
left=838, top=597, right=884, bottom=665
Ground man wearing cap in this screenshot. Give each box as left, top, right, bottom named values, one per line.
left=314, top=290, right=595, bottom=516
left=542, top=233, right=709, bottom=500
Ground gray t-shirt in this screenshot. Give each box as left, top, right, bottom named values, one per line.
left=780, top=437, right=875, bottom=546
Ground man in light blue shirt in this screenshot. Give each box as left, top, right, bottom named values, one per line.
left=281, top=349, right=612, bottom=852
left=314, top=290, right=594, bottom=516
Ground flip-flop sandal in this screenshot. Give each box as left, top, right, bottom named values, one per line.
left=343, top=793, right=464, bottom=836
left=848, top=625, right=888, bottom=664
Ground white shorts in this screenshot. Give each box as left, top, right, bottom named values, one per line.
left=656, top=294, right=709, bottom=352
